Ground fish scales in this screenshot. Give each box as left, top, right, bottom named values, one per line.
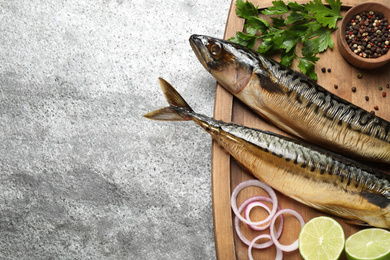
left=222, top=121, right=389, bottom=196
left=190, top=35, right=390, bottom=164
left=260, top=55, right=390, bottom=143
left=145, top=77, right=390, bottom=228
left=223, top=123, right=390, bottom=225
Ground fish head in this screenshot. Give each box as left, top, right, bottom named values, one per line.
left=190, top=34, right=259, bottom=95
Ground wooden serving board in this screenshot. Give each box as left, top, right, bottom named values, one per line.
left=212, top=1, right=390, bottom=259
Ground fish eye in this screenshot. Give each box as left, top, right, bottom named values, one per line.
left=210, top=43, right=222, bottom=57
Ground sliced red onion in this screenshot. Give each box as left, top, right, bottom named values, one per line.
left=270, top=208, right=305, bottom=252
left=245, top=201, right=271, bottom=231
left=234, top=195, right=283, bottom=249
left=231, top=179, right=278, bottom=226
left=248, top=234, right=283, bottom=260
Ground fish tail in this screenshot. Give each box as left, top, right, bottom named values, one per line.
left=143, top=78, right=194, bottom=121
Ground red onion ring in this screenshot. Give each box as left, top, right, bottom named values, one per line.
left=234, top=195, right=283, bottom=249
left=248, top=234, right=283, bottom=260
left=245, top=201, right=271, bottom=231
left=270, top=208, right=305, bottom=252
left=231, top=179, right=278, bottom=226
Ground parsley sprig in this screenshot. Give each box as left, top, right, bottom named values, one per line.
left=229, top=0, right=343, bottom=80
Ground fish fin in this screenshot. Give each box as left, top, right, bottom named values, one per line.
left=143, top=78, right=193, bottom=121
left=255, top=73, right=284, bottom=94
left=143, top=107, right=187, bottom=121
left=158, top=78, right=192, bottom=109
left=343, top=218, right=371, bottom=227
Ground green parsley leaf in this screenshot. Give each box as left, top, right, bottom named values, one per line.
left=229, top=32, right=259, bottom=49
left=269, top=31, right=285, bottom=51
left=287, top=2, right=305, bottom=12
left=285, top=12, right=308, bottom=24
left=282, top=30, right=301, bottom=52
left=231, top=0, right=343, bottom=80
left=302, top=28, right=334, bottom=56
left=302, top=21, right=323, bottom=42
left=302, top=38, right=319, bottom=57
left=271, top=16, right=286, bottom=28
left=257, top=36, right=274, bottom=54
left=246, top=16, right=270, bottom=34
left=305, top=0, right=342, bottom=28
left=298, top=54, right=320, bottom=80
left=281, top=48, right=296, bottom=67
left=261, top=0, right=289, bottom=15
left=326, top=0, right=343, bottom=14
left=316, top=29, right=334, bottom=51
left=235, top=0, right=259, bottom=20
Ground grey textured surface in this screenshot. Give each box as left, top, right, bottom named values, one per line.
left=0, top=1, right=231, bottom=259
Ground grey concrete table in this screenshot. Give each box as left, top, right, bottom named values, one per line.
left=0, top=1, right=231, bottom=259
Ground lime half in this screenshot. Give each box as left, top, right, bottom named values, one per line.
left=345, top=228, right=390, bottom=260
left=299, top=216, right=345, bottom=260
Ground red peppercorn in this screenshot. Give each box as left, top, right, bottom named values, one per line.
left=369, top=15, right=372, bottom=18
left=383, top=92, right=387, bottom=97
left=387, top=25, right=390, bottom=29
left=374, top=105, right=379, bottom=110
left=349, top=31, right=353, bottom=35
left=351, top=19, right=355, bottom=23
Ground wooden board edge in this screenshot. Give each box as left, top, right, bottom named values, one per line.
left=212, top=1, right=244, bottom=259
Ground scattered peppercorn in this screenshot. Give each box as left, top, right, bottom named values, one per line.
left=334, top=84, right=338, bottom=89
left=374, top=105, right=379, bottom=110
left=383, top=92, right=387, bottom=97
left=365, top=96, right=369, bottom=101
left=327, top=68, right=331, bottom=73
left=357, top=73, right=363, bottom=79
left=352, top=86, right=357, bottom=92
left=379, top=86, right=383, bottom=90
left=321, top=67, right=326, bottom=73
left=387, top=83, right=390, bottom=88
left=345, top=10, right=389, bottom=59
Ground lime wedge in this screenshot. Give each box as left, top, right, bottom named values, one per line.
left=299, top=216, right=345, bottom=260
left=345, top=228, right=390, bottom=260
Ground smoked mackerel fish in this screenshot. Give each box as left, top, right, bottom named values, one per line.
left=144, top=78, right=390, bottom=229
left=190, top=34, right=390, bottom=165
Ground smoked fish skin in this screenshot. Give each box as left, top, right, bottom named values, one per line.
left=144, top=78, right=390, bottom=229
left=189, top=34, right=390, bottom=165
